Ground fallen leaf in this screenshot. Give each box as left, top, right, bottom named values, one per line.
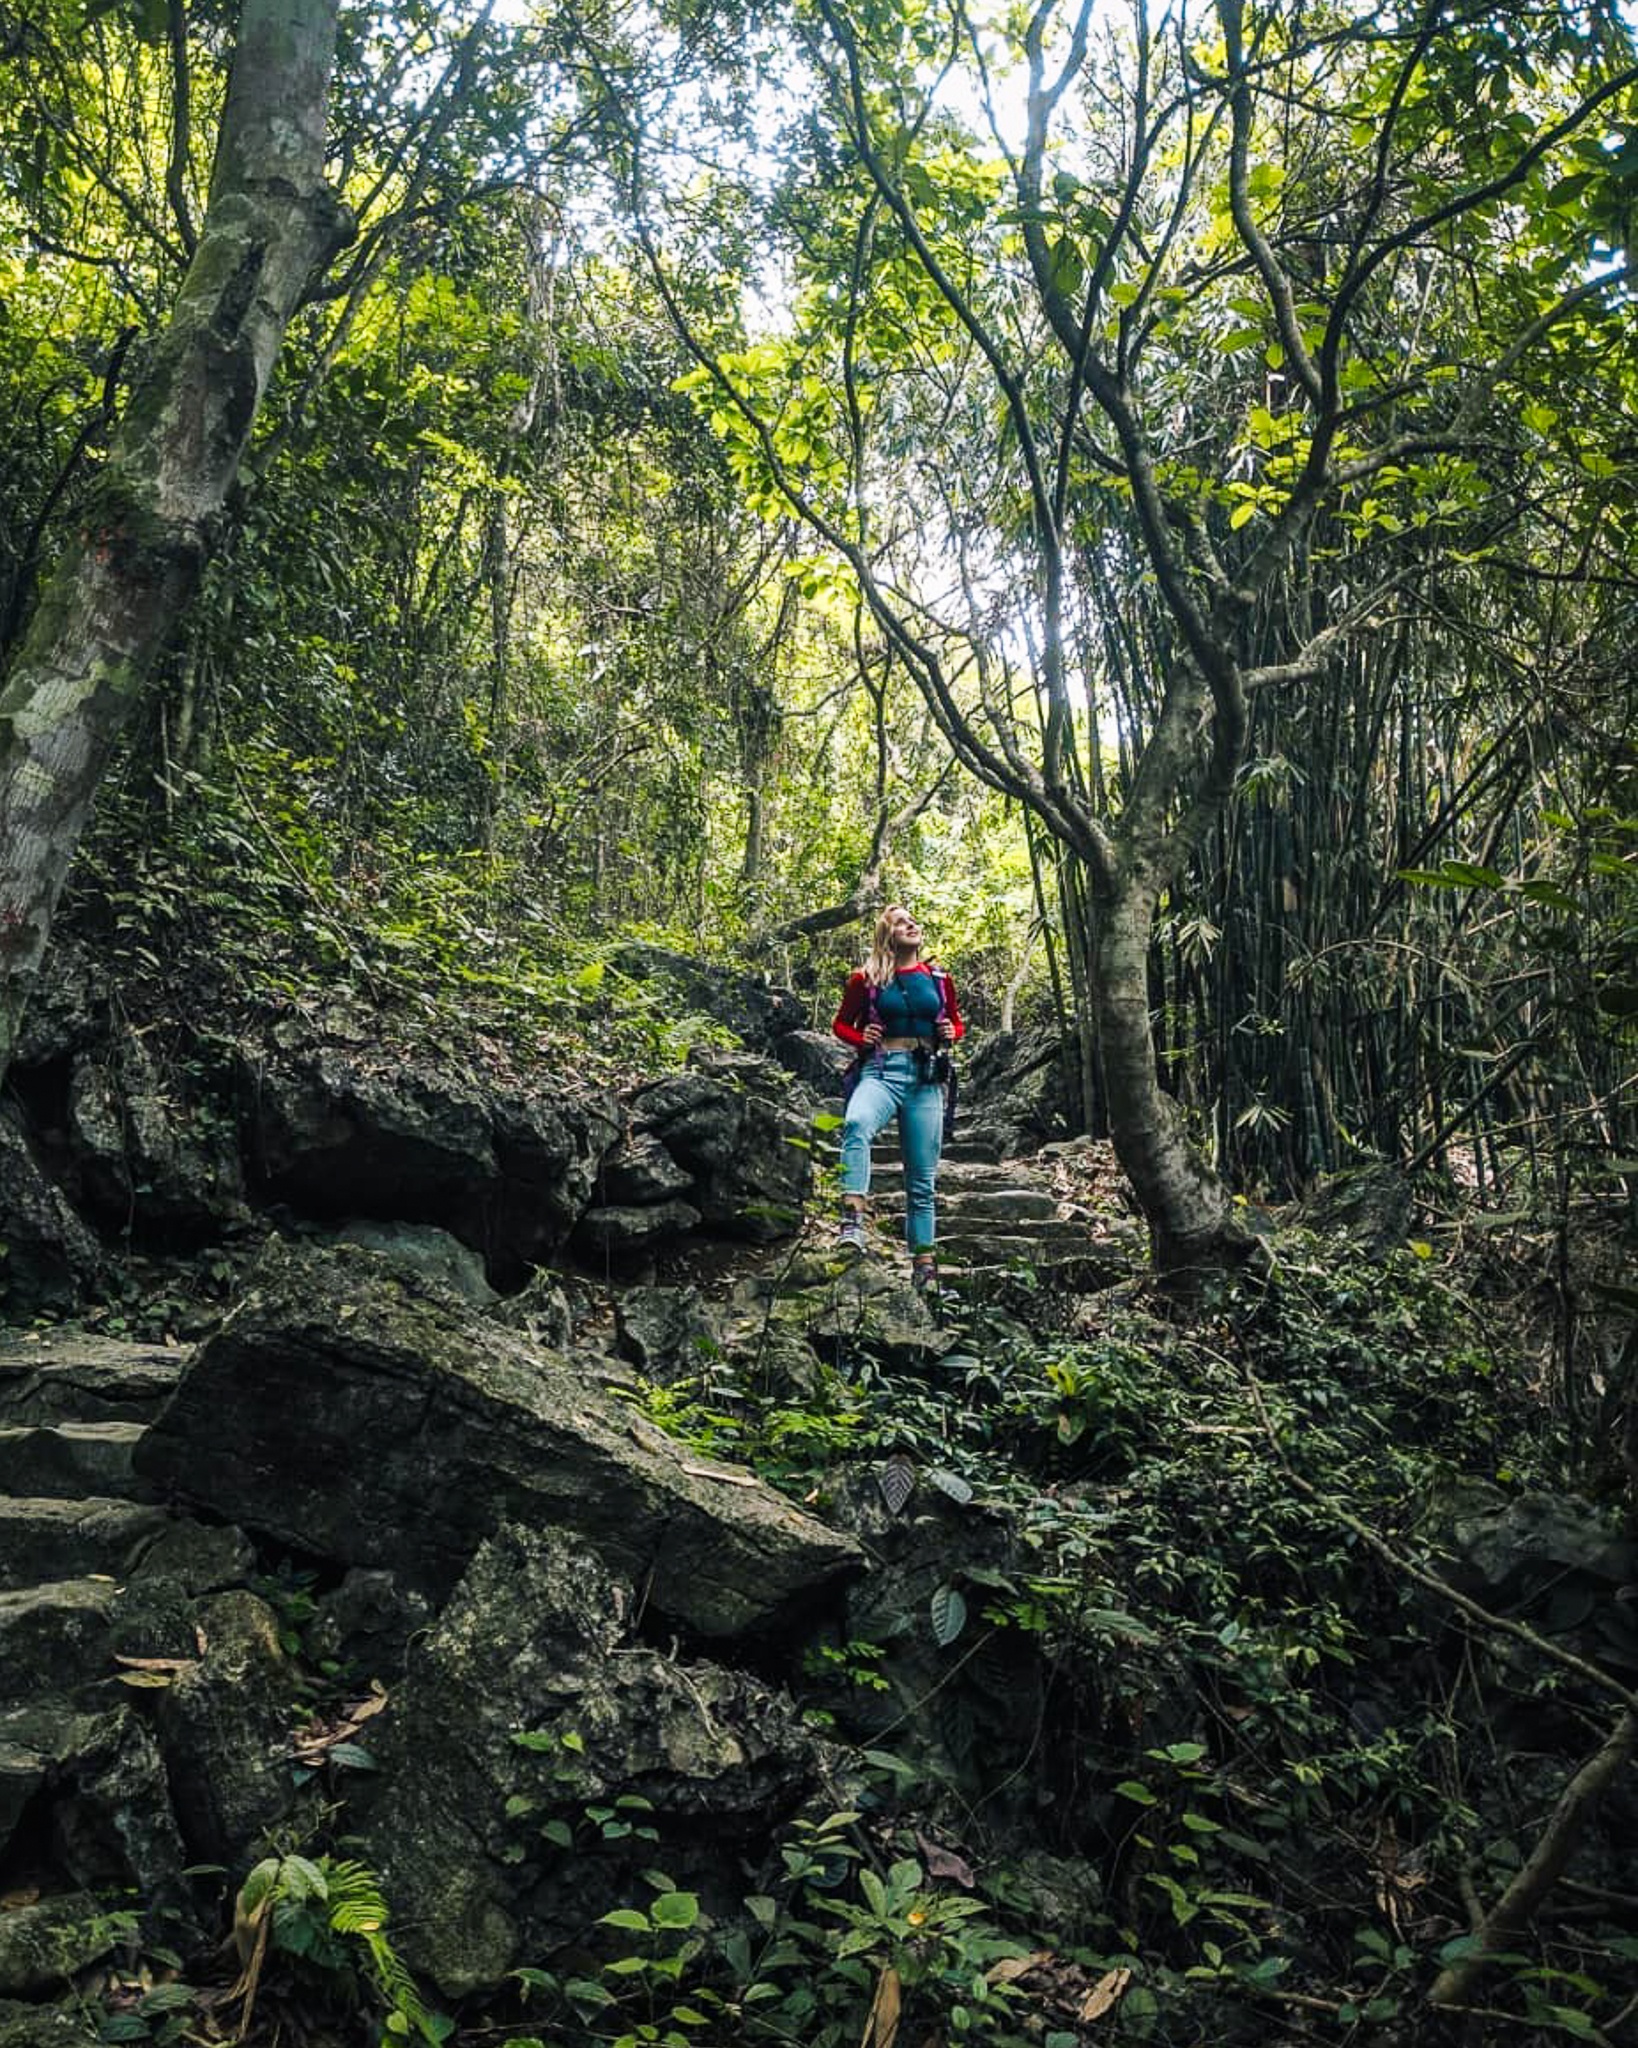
left=114, top=1653, right=198, bottom=1673
left=117, top=1671, right=175, bottom=1689
left=0, top=1889, right=40, bottom=1912
left=1078, top=1967, right=1133, bottom=2021
left=859, top=1965, right=901, bottom=2048
left=985, top=1950, right=1053, bottom=1986
left=680, top=1463, right=759, bottom=1487
left=915, top=1831, right=976, bottom=1888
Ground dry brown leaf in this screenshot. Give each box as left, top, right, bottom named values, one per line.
left=680, top=1463, right=759, bottom=1487
left=114, top=1653, right=198, bottom=1673
left=0, top=1888, right=40, bottom=1912
left=291, top=1683, right=390, bottom=1760
left=1078, top=1967, right=1134, bottom=2021
left=984, top=1950, right=1053, bottom=1986
left=117, top=1671, right=175, bottom=1690
left=915, top=1831, right=976, bottom=1889
left=859, top=1964, right=902, bottom=2048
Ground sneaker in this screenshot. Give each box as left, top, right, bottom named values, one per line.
left=837, top=1212, right=867, bottom=1254
left=912, top=1255, right=939, bottom=1294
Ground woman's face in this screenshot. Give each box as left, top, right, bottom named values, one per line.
left=885, top=908, right=922, bottom=950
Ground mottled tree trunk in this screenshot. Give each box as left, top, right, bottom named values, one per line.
left=1092, top=883, right=1257, bottom=1280
left=0, top=0, right=349, bottom=1082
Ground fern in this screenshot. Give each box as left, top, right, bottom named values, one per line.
left=319, top=1857, right=448, bottom=2045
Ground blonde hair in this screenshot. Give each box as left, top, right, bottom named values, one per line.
left=864, top=903, right=923, bottom=987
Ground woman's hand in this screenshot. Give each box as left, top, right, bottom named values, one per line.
left=936, top=1019, right=955, bottom=1043
left=863, top=1021, right=884, bottom=1045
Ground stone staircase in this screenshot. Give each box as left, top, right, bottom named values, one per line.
left=0, top=1331, right=202, bottom=2013
left=849, top=1133, right=1128, bottom=1299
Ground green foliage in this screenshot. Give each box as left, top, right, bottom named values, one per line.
left=235, top=1853, right=449, bottom=2046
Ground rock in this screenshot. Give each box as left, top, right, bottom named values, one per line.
left=572, top=1198, right=702, bottom=1262
left=129, top=1520, right=255, bottom=1597
left=609, top=945, right=806, bottom=1050
left=27, top=1706, right=190, bottom=1917
left=1296, top=1161, right=1416, bottom=1256
left=363, top=1526, right=824, bottom=1995
left=0, top=1582, right=118, bottom=1705
left=631, top=1054, right=811, bottom=1243
left=154, top=1590, right=303, bottom=1865
left=0, top=1422, right=150, bottom=1504
left=1442, top=1489, right=1638, bottom=1594
left=332, top=1219, right=497, bottom=1304
left=0, top=1997, right=101, bottom=2048
left=959, top=1028, right=1076, bottom=1156
left=615, top=1286, right=719, bottom=1385
left=0, top=1499, right=170, bottom=1591
left=67, top=1037, right=245, bottom=1241
left=240, top=1045, right=619, bottom=1283
left=771, top=1028, right=852, bottom=1098
left=134, top=1244, right=863, bottom=1639
left=595, top=1133, right=696, bottom=1205
left=0, top=1334, right=186, bottom=1427
left=308, top=1569, right=434, bottom=1679
left=0, top=1118, right=102, bottom=1318
left=0, top=1895, right=110, bottom=1997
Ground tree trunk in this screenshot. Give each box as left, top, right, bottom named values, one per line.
left=1092, top=884, right=1257, bottom=1279
left=0, top=0, right=349, bottom=1083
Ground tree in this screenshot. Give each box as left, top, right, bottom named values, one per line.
left=610, top=0, right=1638, bottom=1273
left=0, top=0, right=349, bottom=1081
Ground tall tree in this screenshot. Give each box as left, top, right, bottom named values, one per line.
left=615, top=0, right=1638, bottom=1273
left=0, top=0, right=348, bottom=1081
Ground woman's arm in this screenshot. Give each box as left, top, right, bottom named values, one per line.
left=833, top=971, right=876, bottom=1049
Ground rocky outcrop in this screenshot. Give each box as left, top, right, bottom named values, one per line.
left=575, top=1053, right=815, bottom=1260
left=241, top=1044, right=621, bottom=1283
left=135, top=1243, right=863, bottom=1636
left=362, top=1525, right=825, bottom=1993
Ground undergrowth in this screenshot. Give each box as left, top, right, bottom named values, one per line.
left=550, top=1240, right=1638, bottom=2047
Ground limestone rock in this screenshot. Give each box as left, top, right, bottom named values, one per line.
left=0, top=1895, right=109, bottom=1997
left=67, top=1037, right=245, bottom=1240
left=631, top=1053, right=811, bottom=1242
left=154, top=1590, right=303, bottom=1865
left=134, top=1244, right=862, bottom=1638
left=0, top=1119, right=102, bottom=1318
left=363, top=1526, right=823, bottom=1994
left=240, top=1045, right=619, bottom=1282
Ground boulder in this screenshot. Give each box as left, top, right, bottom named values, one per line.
left=0, top=1895, right=109, bottom=1997
left=771, top=1028, right=852, bottom=1099
left=572, top=1198, right=702, bottom=1263
left=66, top=1037, right=245, bottom=1241
left=615, top=1286, right=719, bottom=1385
left=0, top=1118, right=102, bottom=1318
left=609, top=945, right=806, bottom=1050
left=154, top=1590, right=304, bottom=1865
left=630, top=1054, right=811, bottom=1243
left=332, top=1219, right=497, bottom=1304
left=363, top=1526, right=824, bottom=1995
left=134, top=1245, right=862, bottom=1639
left=240, top=1045, right=619, bottom=1282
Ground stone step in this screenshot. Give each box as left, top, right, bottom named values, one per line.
left=0, top=1421, right=151, bottom=1502
left=0, top=1498, right=172, bottom=1591
left=869, top=1186, right=1062, bottom=1222
left=932, top=1225, right=1094, bottom=1258
left=0, top=1579, right=120, bottom=1704
left=0, top=1336, right=185, bottom=1427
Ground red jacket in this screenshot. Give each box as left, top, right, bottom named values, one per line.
left=833, top=964, right=966, bottom=1051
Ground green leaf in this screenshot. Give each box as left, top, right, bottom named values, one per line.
left=600, top=1908, right=653, bottom=1932
left=930, top=1583, right=968, bottom=1647
left=650, top=1892, right=700, bottom=1930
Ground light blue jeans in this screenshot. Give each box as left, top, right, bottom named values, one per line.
left=841, top=1051, right=945, bottom=1252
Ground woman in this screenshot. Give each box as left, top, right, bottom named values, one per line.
left=832, top=904, right=965, bottom=1291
